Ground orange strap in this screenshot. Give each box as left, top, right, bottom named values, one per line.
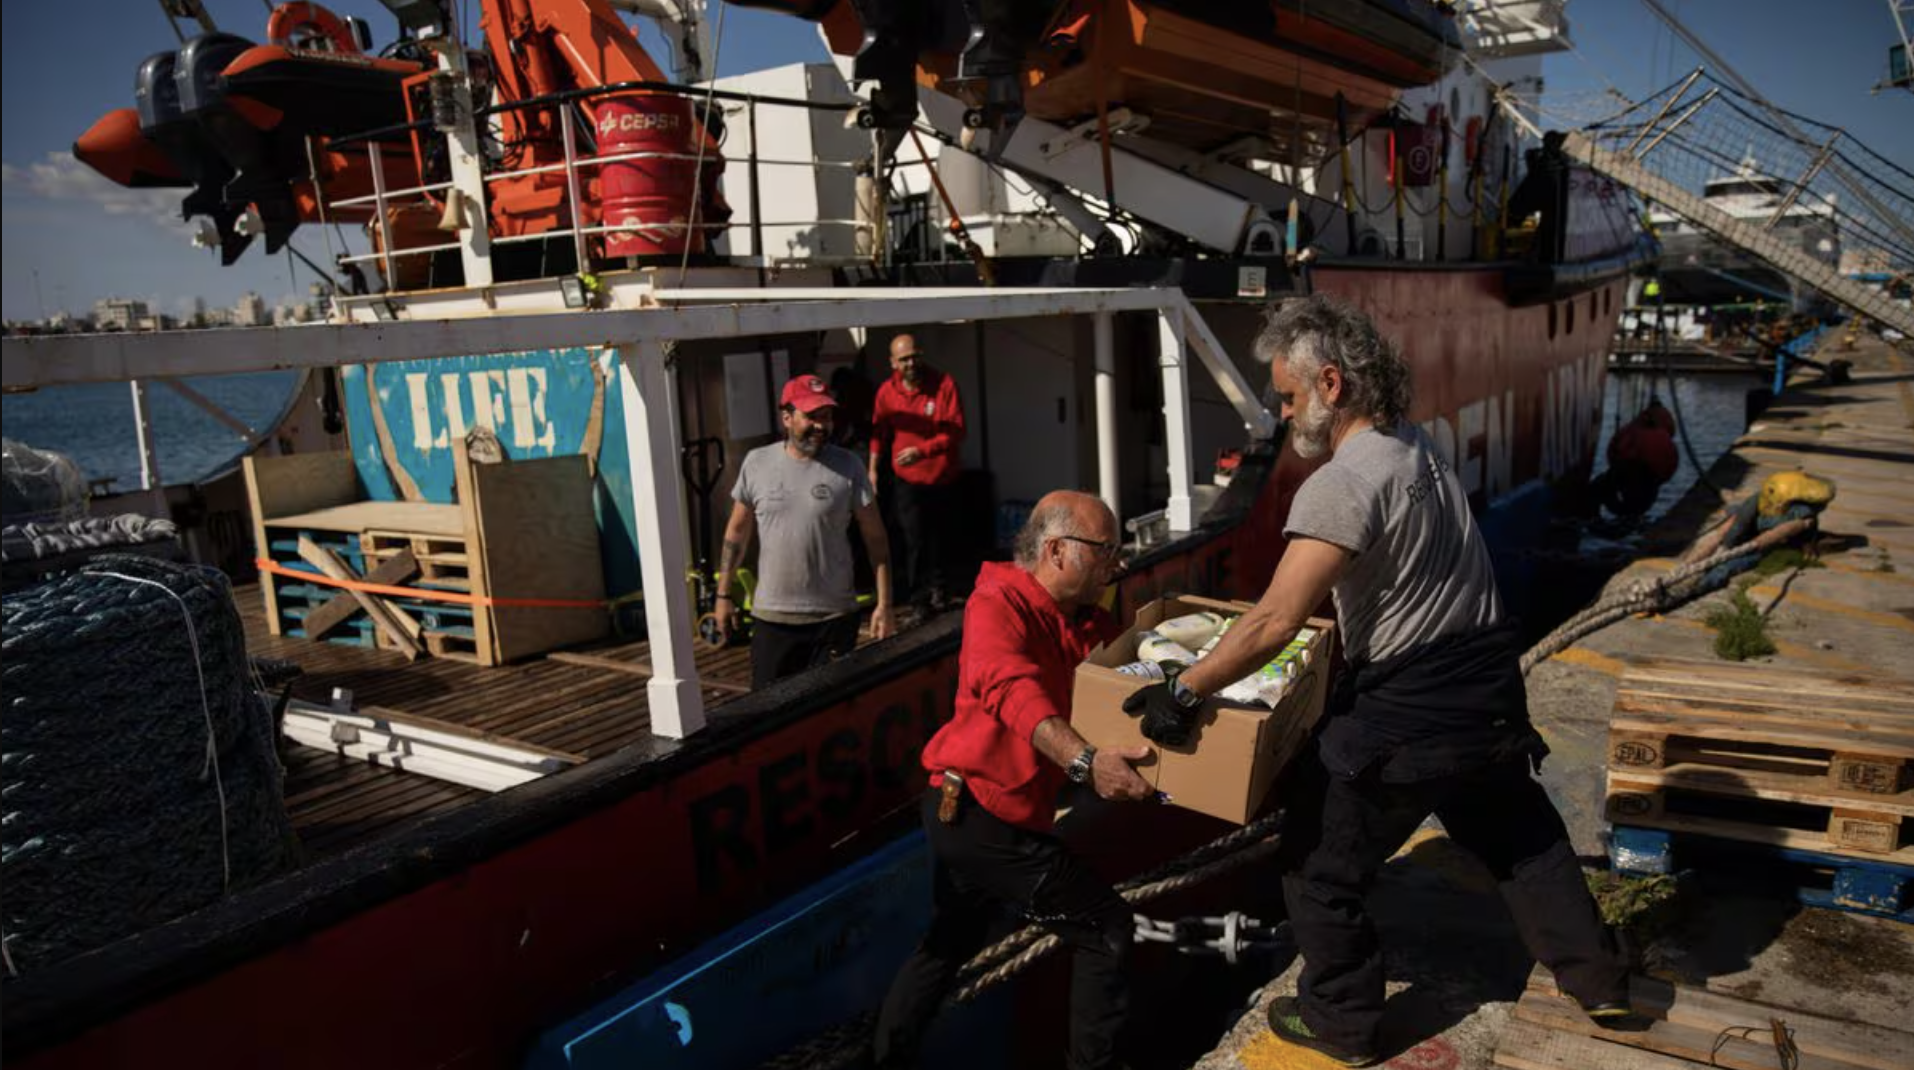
left=256, top=558, right=605, bottom=609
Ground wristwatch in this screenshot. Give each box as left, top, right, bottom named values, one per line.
left=1065, top=745, right=1097, bottom=785
left=1168, top=677, right=1204, bottom=709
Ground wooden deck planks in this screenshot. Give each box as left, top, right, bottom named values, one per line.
left=1496, top=966, right=1914, bottom=1070
left=242, top=582, right=911, bottom=855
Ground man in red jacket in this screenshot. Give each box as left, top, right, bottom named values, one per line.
left=870, top=333, right=968, bottom=614
left=873, top=490, right=1154, bottom=1070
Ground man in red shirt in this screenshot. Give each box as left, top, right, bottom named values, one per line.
left=873, top=490, right=1154, bottom=1070
left=870, top=333, right=968, bottom=614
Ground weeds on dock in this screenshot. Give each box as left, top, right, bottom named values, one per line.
left=1747, top=547, right=1822, bottom=581
left=1704, top=589, right=1777, bottom=660
left=1586, top=870, right=1684, bottom=961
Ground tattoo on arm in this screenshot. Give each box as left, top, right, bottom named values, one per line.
left=718, top=538, right=745, bottom=591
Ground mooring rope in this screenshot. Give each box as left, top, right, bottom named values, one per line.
left=1519, top=516, right=1812, bottom=675
left=755, top=811, right=1287, bottom=1069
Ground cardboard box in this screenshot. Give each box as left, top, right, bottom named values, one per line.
left=1072, top=595, right=1335, bottom=825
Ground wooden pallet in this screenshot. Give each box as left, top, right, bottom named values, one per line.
left=1608, top=659, right=1914, bottom=798
left=1495, top=965, right=1912, bottom=1070
left=1606, top=659, right=1914, bottom=864
left=1607, top=770, right=1913, bottom=859
left=1609, top=826, right=1913, bottom=921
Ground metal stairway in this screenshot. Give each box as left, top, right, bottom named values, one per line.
left=1563, top=130, right=1913, bottom=335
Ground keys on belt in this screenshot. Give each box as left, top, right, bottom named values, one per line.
left=937, top=770, right=964, bottom=824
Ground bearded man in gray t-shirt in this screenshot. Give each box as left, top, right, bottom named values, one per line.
left=717, top=374, right=895, bottom=689
left=1123, top=296, right=1629, bottom=1066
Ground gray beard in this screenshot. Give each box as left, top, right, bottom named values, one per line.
left=791, top=432, right=825, bottom=457
left=1290, top=395, right=1335, bottom=459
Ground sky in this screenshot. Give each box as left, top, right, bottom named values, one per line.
left=2, top=1, right=1908, bottom=321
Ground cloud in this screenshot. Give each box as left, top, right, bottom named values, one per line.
left=1, top=152, right=190, bottom=234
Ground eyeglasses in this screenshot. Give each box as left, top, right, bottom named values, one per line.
left=1057, top=534, right=1120, bottom=561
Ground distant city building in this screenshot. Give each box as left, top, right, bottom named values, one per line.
left=94, top=298, right=150, bottom=332
left=235, top=291, right=268, bottom=327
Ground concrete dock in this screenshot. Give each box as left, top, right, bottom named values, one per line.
left=1185, top=333, right=1914, bottom=1070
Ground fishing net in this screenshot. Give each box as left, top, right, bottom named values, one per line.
left=1, top=555, right=299, bottom=974
left=1, top=438, right=89, bottom=525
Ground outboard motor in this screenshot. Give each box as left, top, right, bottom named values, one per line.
left=177, top=32, right=302, bottom=258
left=134, top=48, right=250, bottom=262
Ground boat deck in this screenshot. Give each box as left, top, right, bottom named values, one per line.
left=243, top=587, right=892, bottom=856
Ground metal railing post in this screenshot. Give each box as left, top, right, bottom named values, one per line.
left=748, top=98, right=764, bottom=261
left=560, top=102, right=590, bottom=272
left=369, top=141, right=395, bottom=290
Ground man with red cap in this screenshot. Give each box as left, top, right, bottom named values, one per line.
left=717, top=374, right=896, bottom=687
left=870, top=333, right=968, bottom=614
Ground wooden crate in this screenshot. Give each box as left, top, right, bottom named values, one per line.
left=1605, top=659, right=1914, bottom=863
left=1497, top=965, right=1912, bottom=1070
left=244, top=446, right=609, bottom=666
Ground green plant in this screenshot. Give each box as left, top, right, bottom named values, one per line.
left=1705, top=589, right=1777, bottom=660
left=1747, top=547, right=1823, bottom=581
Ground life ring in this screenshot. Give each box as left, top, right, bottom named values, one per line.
left=267, top=1, right=361, bottom=53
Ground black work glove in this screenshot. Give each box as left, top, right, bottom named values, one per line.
left=1122, top=681, right=1200, bottom=747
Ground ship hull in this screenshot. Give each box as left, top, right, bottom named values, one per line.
left=5, top=263, right=1626, bottom=1068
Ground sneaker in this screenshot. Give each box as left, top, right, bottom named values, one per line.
left=1265, top=996, right=1377, bottom=1068
left=1581, top=999, right=1633, bottom=1026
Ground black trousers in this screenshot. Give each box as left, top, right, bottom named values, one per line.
left=892, top=478, right=959, bottom=605
left=874, top=790, right=1132, bottom=1070
left=749, top=614, right=860, bottom=689
left=1279, top=749, right=1629, bottom=1056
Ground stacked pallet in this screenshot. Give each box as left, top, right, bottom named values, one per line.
left=1496, top=966, right=1910, bottom=1070
left=1604, top=658, right=1914, bottom=919
left=245, top=447, right=608, bottom=666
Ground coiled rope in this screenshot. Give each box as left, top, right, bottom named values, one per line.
left=1, top=555, right=298, bottom=974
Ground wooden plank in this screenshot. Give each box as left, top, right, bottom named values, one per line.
left=269, top=500, right=465, bottom=539
left=466, top=452, right=609, bottom=663
left=1607, top=774, right=1907, bottom=854
left=545, top=651, right=752, bottom=694
left=246, top=451, right=360, bottom=522
left=1608, top=809, right=1913, bottom=863
left=305, top=547, right=419, bottom=639
left=1623, top=660, right=1914, bottom=705
left=1493, top=1018, right=1697, bottom=1070
left=1527, top=968, right=1914, bottom=1070
left=296, top=536, right=421, bottom=658
left=452, top=437, right=497, bottom=666
left=1607, top=766, right=1914, bottom=815
left=1610, top=714, right=1914, bottom=762
left=1513, top=991, right=1859, bottom=1070
left=1617, top=688, right=1914, bottom=731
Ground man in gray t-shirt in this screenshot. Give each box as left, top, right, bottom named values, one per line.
left=717, top=374, right=895, bottom=688
left=1122, top=297, right=1628, bottom=1066
left=1283, top=422, right=1500, bottom=666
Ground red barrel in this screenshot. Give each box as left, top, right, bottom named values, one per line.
left=595, top=93, right=695, bottom=257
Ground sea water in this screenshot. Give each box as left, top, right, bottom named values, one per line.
left=2, top=372, right=300, bottom=492
left=1593, top=370, right=1758, bottom=523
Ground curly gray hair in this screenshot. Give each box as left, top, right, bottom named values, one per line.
left=1252, top=295, right=1413, bottom=430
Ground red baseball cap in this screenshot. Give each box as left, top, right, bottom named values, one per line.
left=781, top=374, right=837, bottom=414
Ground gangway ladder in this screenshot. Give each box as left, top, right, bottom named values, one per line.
left=1559, top=130, right=1914, bottom=337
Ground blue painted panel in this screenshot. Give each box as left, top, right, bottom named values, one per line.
left=1477, top=480, right=1555, bottom=615
left=339, top=352, right=642, bottom=607
left=526, top=834, right=1014, bottom=1069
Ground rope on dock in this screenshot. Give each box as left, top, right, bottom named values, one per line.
left=1518, top=517, right=1812, bottom=676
